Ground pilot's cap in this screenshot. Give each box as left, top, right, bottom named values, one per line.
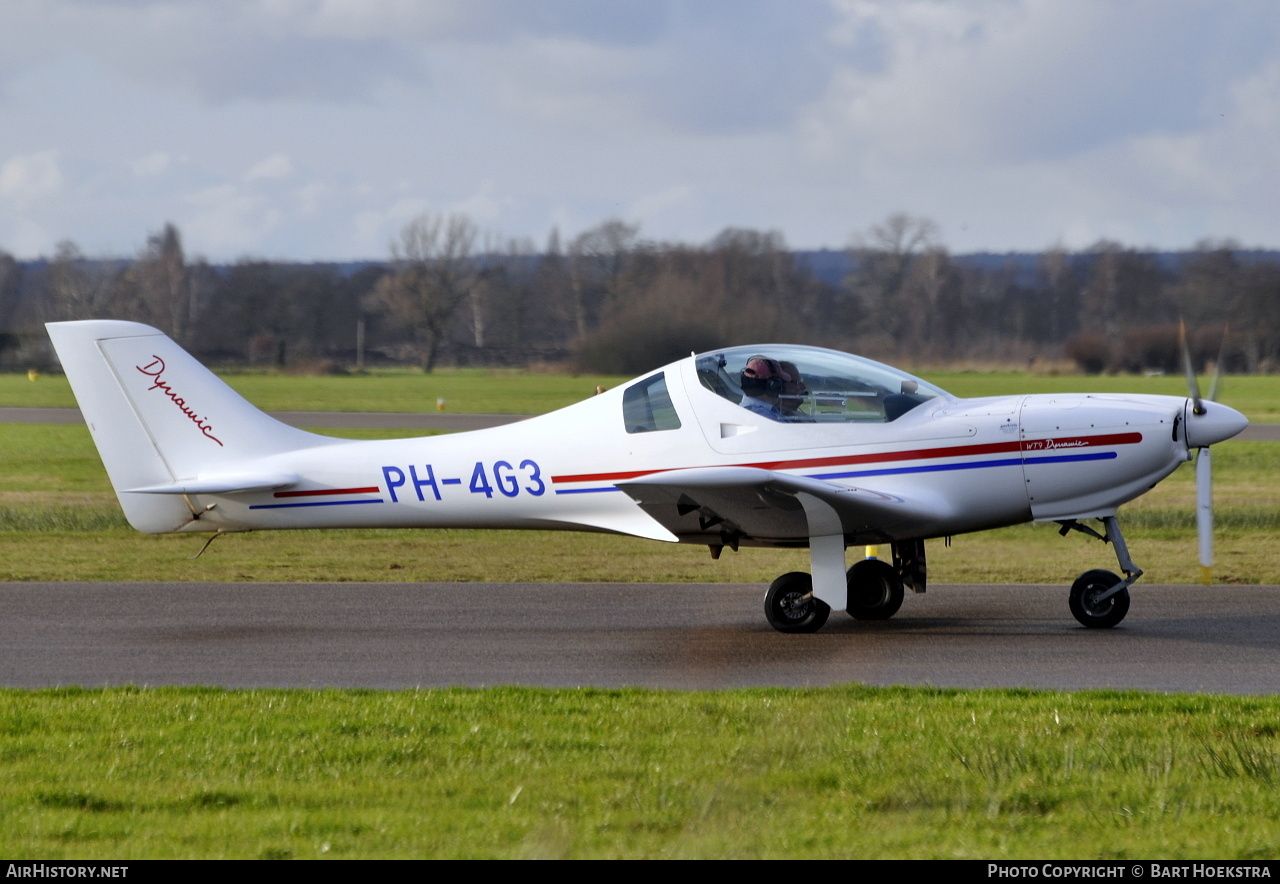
left=743, top=356, right=792, bottom=383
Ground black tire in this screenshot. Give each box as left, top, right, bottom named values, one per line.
left=846, top=558, right=905, bottom=620
left=1069, top=569, right=1131, bottom=628
left=764, top=572, right=831, bottom=633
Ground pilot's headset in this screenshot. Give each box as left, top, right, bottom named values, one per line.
left=740, top=355, right=790, bottom=397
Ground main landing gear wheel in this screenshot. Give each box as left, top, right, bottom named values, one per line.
left=764, top=571, right=831, bottom=634
left=1069, top=569, right=1131, bottom=628
left=845, top=559, right=905, bottom=620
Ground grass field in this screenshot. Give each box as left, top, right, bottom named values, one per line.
left=1, top=368, right=630, bottom=415
left=3, top=686, right=1280, bottom=859
left=1, top=367, right=1278, bottom=859
left=7, top=364, right=1280, bottom=420
left=2, top=422, right=1278, bottom=585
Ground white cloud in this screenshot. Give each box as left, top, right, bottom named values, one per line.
left=0, top=151, right=63, bottom=201
left=348, top=197, right=435, bottom=256
left=131, top=151, right=173, bottom=177
left=245, top=152, right=294, bottom=181
left=4, top=1, right=1280, bottom=258
left=0, top=0, right=425, bottom=105
left=0, top=217, right=54, bottom=257
left=813, top=0, right=1249, bottom=166
left=626, top=185, right=695, bottom=234
left=448, top=180, right=515, bottom=226
left=183, top=184, right=284, bottom=255
left=295, top=181, right=329, bottom=217
left=351, top=209, right=389, bottom=255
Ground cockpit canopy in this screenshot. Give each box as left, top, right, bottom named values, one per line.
left=695, top=344, right=950, bottom=423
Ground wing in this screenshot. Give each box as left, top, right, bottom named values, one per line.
left=616, top=467, right=954, bottom=545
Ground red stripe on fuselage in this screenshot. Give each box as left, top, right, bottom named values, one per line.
left=550, top=432, right=1143, bottom=485
left=274, top=486, right=381, bottom=498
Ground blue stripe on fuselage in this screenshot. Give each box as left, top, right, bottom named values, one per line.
left=250, top=499, right=384, bottom=509
left=807, top=451, right=1116, bottom=480
left=555, top=451, right=1120, bottom=493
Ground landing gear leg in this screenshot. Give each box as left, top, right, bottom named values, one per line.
left=1059, top=515, right=1143, bottom=628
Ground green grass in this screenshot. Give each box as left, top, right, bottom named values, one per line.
left=5, top=366, right=1279, bottom=420
left=2, top=686, right=1279, bottom=859
left=1, top=368, right=628, bottom=415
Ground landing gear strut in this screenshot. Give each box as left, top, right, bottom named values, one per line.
left=1058, top=515, right=1143, bottom=628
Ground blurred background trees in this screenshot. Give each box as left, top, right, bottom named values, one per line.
left=364, top=213, right=481, bottom=372
left=6, top=212, right=1280, bottom=376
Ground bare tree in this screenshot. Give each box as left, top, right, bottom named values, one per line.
left=1235, top=259, right=1280, bottom=372
left=845, top=213, right=941, bottom=345
left=708, top=227, right=789, bottom=304
left=898, top=246, right=962, bottom=353
left=41, top=241, right=115, bottom=322
left=857, top=213, right=940, bottom=257
left=466, top=231, right=513, bottom=349
left=568, top=219, right=640, bottom=340
left=704, top=227, right=806, bottom=343
left=1078, top=241, right=1166, bottom=336
left=0, top=249, right=22, bottom=330
left=1172, top=240, right=1240, bottom=328
left=1035, top=244, right=1078, bottom=344
left=484, top=235, right=546, bottom=350
left=366, top=213, right=480, bottom=372
left=114, top=223, right=196, bottom=341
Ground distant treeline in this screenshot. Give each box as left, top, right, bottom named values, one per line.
left=3, top=213, right=1279, bottom=375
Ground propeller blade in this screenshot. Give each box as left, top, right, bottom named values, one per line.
left=1208, top=324, right=1228, bottom=403
left=1196, top=446, right=1213, bottom=584
left=1180, top=320, right=1205, bottom=415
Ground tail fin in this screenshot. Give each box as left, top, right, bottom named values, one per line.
left=46, top=320, right=332, bottom=533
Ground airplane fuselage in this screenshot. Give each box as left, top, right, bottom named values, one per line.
left=178, top=368, right=1195, bottom=547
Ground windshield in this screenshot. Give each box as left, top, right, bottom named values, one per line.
left=695, top=345, right=949, bottom=423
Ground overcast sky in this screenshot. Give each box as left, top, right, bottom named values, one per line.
left=3, top=0, right=1280, bottom=261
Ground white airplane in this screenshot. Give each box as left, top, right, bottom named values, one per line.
left=46, top=320, right=1248, bottom=633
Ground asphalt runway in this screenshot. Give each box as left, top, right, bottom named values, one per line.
left=2, top=582, right=1278, bottom=693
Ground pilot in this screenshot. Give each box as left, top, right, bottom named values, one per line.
left=739, top=355, right=792, bottom=420
left=777, top=360, right=811, bottom=420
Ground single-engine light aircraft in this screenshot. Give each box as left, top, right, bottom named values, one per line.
left=47, top=320, right=1247, bottom=633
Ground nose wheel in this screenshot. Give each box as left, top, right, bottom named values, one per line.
left=1068, top=569, right=1131, bottom=628
left=1059, top=515, right=1142, bottom=629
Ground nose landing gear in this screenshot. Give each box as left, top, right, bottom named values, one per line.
left=1058, top=515, right=1143, bottom=628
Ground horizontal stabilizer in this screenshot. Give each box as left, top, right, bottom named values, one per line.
left=128, top=472, right=300, bottom=495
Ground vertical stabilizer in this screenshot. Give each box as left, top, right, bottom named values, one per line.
left=46, top=320, right=332, bottom=533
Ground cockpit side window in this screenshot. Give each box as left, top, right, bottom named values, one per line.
left=623, top=372, right=682, bottom=434
left=694, top=346, right=947, bottom=424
